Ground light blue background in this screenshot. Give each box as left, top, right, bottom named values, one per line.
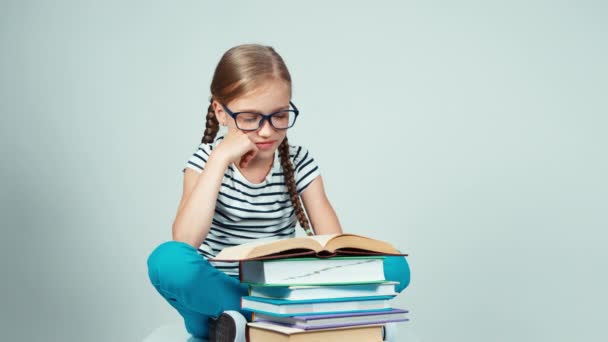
left=1, top=1, right=606, bottom=341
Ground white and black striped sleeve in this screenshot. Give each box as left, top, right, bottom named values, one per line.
left=292, top=145, right=321, bottom=195
left=182, top=143, right=212, bottom=173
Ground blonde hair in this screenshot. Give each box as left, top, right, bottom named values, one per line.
left=201, top=44, right=313, bottom=235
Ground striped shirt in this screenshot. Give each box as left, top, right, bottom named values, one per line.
left=182, top=136, right=321, bottom=276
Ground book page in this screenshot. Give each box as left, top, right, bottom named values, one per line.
left=248, top=321, right=305, bottom=334
left=213, top=236, right=287, bottom=260
left=304, top=234, right=340, bottom=248
left=327, top=234, right=401, bottom=254
left=213, top=235, right=327, bottom=260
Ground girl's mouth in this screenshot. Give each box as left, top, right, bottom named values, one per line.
left=255, top=141, right=276, bottom=150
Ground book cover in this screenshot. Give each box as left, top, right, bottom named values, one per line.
left=240, top=256, right=385, bottom=285
left=241, top=295, right=395, bottom=316
left=253, top=308, right=409, bottom=330
left=248, top=281, right=398, bottom=300
left=246, top=321, right=384, bottom=342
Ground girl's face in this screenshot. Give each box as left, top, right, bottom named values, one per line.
left=216, top=80, right=291, bottom=162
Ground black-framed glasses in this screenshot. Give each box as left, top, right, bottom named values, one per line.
left=220, top=101, right=299, bottom=131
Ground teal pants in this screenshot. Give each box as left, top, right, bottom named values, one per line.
left=147, top=240, right=411, bottom=338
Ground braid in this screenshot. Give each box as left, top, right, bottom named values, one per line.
left=201, top=98, right=219, bottom=144
left=279, top=137, right=314, bottom=236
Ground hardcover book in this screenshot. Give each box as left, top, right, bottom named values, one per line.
left=252, top=308, right=409, bottom=330
left=241, top=295, right=394, bottom=316
left=248, top=281, right=398, bottom=300
left=211, top=233, right=407, bottom=261
left=246, top=321, right=384, bottom=342
left=240, top=256, right=385, bottom=285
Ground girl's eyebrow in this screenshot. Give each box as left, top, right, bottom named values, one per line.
left=236, top=105, right=290, bottom=113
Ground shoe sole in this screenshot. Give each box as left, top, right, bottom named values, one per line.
left=212, top=311, right=246, bottom=342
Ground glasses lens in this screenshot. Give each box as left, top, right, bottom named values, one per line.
left=236, top=113, right=263, bottom=130
left=270, top=110, right=296, bottom=129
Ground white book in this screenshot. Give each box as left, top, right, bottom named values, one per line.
left=252, top=308, right=409, bottom=330
left=240, top=256, right=385, bottom=285
left=249, top=281, right=398, bottom=300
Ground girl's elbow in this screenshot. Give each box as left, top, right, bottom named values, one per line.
left=171, top=222, right=195, bottom=247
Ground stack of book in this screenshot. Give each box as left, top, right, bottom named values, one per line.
left=212, top=233, right=410, bottom=342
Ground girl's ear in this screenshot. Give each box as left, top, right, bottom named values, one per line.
left=212, top=100, right=227, bottom=125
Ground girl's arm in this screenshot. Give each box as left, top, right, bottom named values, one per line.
left=172, top=153, right=231, bottom=248
left=300, top=176, right=343, bottom=235
left=172, top=131, right=258, bottom=248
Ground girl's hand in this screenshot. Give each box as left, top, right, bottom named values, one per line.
left=213, top=131, right=259, bottom=168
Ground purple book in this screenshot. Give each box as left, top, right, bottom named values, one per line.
left=253, top=308, right=409, bottom=330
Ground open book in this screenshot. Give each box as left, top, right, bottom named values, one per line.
left=211, top=233, right=408, bottom=261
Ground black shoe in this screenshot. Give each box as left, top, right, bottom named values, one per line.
left=208, top=310, right=246, bottom=342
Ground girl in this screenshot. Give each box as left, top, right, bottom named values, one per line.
left=147, top=44, right=410, bottom=342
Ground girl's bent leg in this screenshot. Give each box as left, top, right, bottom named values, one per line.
left=147, top=240, right=249, bottom=338
left=383, top=255, right=411, bottom=293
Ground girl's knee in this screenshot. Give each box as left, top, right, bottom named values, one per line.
left=384, top=255, right=411, bottom=293
left=147, top=240, right=200, bottom=288
left=147, top=241, right=194, bottom=270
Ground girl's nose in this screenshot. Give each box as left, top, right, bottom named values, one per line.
left=257, top=118, right=276, bottom=136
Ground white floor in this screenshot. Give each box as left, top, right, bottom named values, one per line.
left=142, top=323, right=206, bottom=342
left=141, top=322, right=422, bottom=342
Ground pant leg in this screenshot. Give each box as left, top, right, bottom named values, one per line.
left=383, top=255, right=411, bottom=293
left=147, top=240, right=249, bottom=338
